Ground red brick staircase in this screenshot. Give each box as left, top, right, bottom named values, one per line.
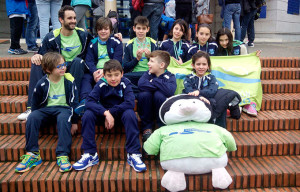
left=0, top=57, right=299, bottom=192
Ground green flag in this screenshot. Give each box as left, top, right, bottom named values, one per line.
left=167, top=52, right=263, bottom=111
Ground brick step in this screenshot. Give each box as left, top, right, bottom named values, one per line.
left=261, top=68, right=300, bottom=80
left=0, top=156, right=299, bottom=191
left=0, top=57, right=299, bottom=69
left=0, top=130, right=299, bottom=161
left=1, top=110, right=299, bottom=135
left=0, top=68, right=30, bottom=81
left=0, top=81, right=28, bottom=96
left=260, top=57, right=300, bottom=68
left=0, top=57, right=31, bottom=68
left=262, top=80, right=300, bottom=94
left=261, top=93, right=300, bottom=111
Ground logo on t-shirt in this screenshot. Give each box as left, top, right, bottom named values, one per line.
left=49, top=94, right=65, bottom=99
left=61, top=45, right=80, bottom=52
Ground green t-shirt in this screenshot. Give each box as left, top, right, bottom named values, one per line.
left=144, top=121, right=237, bottom=161
left=132, top=37, right=151, bottom=72
left=47, top=77, right=68, bottom=107
left=60, top=31, right=82, bottom=62
left=96, top=43, right=110, bottom=69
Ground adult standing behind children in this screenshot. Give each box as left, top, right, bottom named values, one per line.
left=138, top=50, right=177, bottom=142
left=75, top=17, right=123, bottom=115
left=123, top=16, right=158, bottom=91
left=36, top=0, right=63, bottom=41
left=223, top=0, right=241, bottom=40
left=73, top=60, right=147, bottom=172
left=15, top=52, right=79, bottom=173
left=142, top=0, right=164, bottom=40
left=17, top=5, right=93, bottom=121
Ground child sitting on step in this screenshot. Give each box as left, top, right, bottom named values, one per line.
left=15, top=52, right=79, bottom=173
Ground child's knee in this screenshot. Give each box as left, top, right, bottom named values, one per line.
left=154, top=91, right=167, bottom=102
left=138, top=91, right=153, bottom=101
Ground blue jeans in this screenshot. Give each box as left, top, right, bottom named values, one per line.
left=142, top=3, right=164, bottom=40
left=240, top=9, right=257, bottom=44
left=223, top=3, right=241, bottom=40
left=36, top=0, right=63, bottom=40
left=26, top=1, right=39, bottom=49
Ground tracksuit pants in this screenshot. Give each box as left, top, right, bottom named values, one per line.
left=137, top=91, right=167, bottom=131
left=81, top=109, right=141, bottom=154
left=28, top=57, right=85, bottom=107
left=25, top=106, right=73, bottom=156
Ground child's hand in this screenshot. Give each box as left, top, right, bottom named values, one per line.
left=93, top=69, right=103, bottom=82
left=188, top=90, right=200, bottom=96
left=256, top=50, right=262, bottom=57
left=144, top=48, right=151, bottom=58
left=31, top=54, right=43, bottom=65
left=136, top=49, right=143, bottom=61
left=174, top=57, right=183, bottom=65
left=199, top=96, right=210, bottom=104
left=104, top=110, right=114, bottom=129
left=71, top=124, right=78, bottom=135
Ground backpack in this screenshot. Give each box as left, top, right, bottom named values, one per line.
left=107, top=10, right=119, bottom=34
left=160, top=14, right=175, bottom=33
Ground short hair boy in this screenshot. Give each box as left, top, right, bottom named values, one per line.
left=75, top=17, right=123, bottom=115
left=73, top=60, right=147, bottom=172
left=122, top=16, right=158, bottom=93
left=15, top=52, right=79, bottom=173
left=137, top=50, right=177, bottom=141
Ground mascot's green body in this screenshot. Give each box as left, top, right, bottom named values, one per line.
left=144, top=94, right=237, bottom=191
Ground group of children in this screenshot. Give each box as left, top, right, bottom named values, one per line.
left=15, top=15, right=259, bottom=174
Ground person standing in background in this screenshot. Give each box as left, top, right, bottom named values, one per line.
left=142, top=0, right=164, bottom=40
left=71, top=0, right=92, bottom=30
left=36, top=0, right=63, bottom=40
left=223, top=0, right=241, bottom=40
left=6, top=0, right=30, bottom=55
left=26, top=0, right=40, bottom=52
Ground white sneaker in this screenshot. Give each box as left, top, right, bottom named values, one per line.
left=73, top=153, right=99, bottom=171
left=17, top=109, right=31, bottom=121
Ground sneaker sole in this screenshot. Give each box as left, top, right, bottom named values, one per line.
left=73, top=159, right=99, bottom=171
left=127, top=159, right=147, bottom=173
left=59, top=165, right=72, bottom=173
left=15, top=159, right=42, bottom=173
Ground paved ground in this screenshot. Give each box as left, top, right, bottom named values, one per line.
left=0, top=39, right=299, bottom=58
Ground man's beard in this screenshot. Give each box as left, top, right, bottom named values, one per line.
left=64, top=22, right=76, bottom=30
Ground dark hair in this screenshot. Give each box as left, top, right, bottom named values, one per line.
left=149, top=50, right=171, bottom=69
left=196, top=23, right=213, bottom=43
left=134, top=16, right=149, bottom=27
left=103, top=59, right=123, bottom=74
left=42, top=52, right=64, bottom=74
left=216, top=28, right=233, bottom=55
left=169, top=19, right=189, bottom=41
left=95, top=17, right=113, bottom=33
left=191, top=51, right=211, bottom=73
left=58, top=5, right=75, bottom=20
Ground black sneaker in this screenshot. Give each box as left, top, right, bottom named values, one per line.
left=8, top=48, right=28, bottom=55
left=27, top=47, right=39, bottom=53
left=247, top=42, right=254, bottom=47
left=142, top=129, right=152, bottom=142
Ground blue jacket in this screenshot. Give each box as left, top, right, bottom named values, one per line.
left=159, top=39, right=190, bottom=62
left=6, top=0, right=30, bottom=17
left=38, top=27, right=93, bottom=60
left=138, top=70, right=177, bottom=97
left=182, top=73, right=218, bottom=99
left=85, top=36, right=123, bottom=74
left=187, top=41, right=218, bottom=60
left=123, top=37, right=158, bottom=73
left=216, top=45, right=241, bottom=56
left=31, top=73, right=79, bottom=124
left=71, top=0, right=92, bottom=7
left=86, top=77, right=135, bottom=117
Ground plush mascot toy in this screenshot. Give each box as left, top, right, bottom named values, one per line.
left=143, top=94, right=237, bottom=191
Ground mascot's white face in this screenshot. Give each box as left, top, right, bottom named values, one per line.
left=159, top=94, right=212, bottom=125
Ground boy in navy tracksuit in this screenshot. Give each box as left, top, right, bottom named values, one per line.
left=75, top=17, right=123, bottom=115
left=73, top=60, right=147, bottom=172
left=138, top=50, right=177, bottom=142
left=15, top=52, right=79, bottom=173
left=123, top=16, right=158, bottom=90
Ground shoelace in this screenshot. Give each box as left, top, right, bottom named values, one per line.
left=57, top=156, right=69, bottom=164
left=20, top=154, right=31, bottom=162
left=131, top=154, right=143, bottom=164
left=78, top=153, right=91, bottom=163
